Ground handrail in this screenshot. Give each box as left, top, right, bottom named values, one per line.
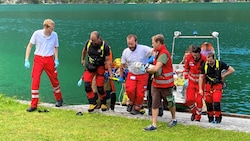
left=171, top=32, right=220, bottom=61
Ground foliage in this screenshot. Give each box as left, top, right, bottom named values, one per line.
left=4, top=0, right=216, bottom=4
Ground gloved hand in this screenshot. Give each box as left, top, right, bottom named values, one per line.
left=77, top=79, right=83, bottom=87
left=140, top=65, right=146, bottom=72
left=118, top=77, right=124, bottom=83
left=184, top=79, right=188, bottom=87
left=54, top=59, right=59, bottom=68
left=123, top=68, right=129, bottom=78
left=134, top=62, right=146, bottom=72
left=24, top=60, right=30, bottom=69
left=148, top=56, right=154, bottom=64
left=104, top=71, right=109, bottom=82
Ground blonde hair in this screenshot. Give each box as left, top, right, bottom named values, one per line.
left=43, top=19, right=55, bottom=27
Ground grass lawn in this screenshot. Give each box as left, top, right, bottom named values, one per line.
left=0, top=94, right=249, bottom=141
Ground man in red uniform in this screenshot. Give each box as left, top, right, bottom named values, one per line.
left=183, top=45, right=206, bottom=121
left=119, top=34, right=152, bottom=115
left=80, top=31, right=113, bottom=112
left=199, top=53, right=234, bottom=123
left=24, top=19, right=63, bottom=112
left=143, top=34, right=177, bottom=131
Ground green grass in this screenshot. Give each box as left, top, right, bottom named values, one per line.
left=0, top=94, right=249, bottom=141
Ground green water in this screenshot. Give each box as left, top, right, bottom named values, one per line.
left=0, top=3, right=250, bottom=114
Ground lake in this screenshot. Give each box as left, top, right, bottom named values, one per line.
left=0, top=3, right=249, bottom=114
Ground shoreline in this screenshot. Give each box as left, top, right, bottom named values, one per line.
left=18, top=100, right=250, bottom=133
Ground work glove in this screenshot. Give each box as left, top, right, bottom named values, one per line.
left=54, top=59, right=59, bottom=68
left=147, top=56, right=154, bottom=64
left=134, top=62, right=146, bottom=72
left=104, top=71, right=109, bottom=82
left=118, top=77, right=124, bottom=83
left=184, top=79, right=188, bottom=87
left=123, top=68, right=129, bottom=78
left=24, top=60, right=30, bottom=69
left=77, top=79, right=82, bottom=87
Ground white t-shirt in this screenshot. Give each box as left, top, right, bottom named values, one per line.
left=30, top=29, right=59, bottom=56
left=121, top=44, right=152, bottom=74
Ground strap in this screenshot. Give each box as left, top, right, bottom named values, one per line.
left=87, top=40, right=105, bottom=61
left=204, top=59, right=219, bottom=74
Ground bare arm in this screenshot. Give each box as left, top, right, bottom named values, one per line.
left=81, top=46, right=87, bottom=65
left=119, top=64, right=125, bottom=78
left=221, top=66, right=235, bottom=81
left=54, top=47, right=59, bottom=60
left=105, top=55, right=113, bottom=77
left=25, top=42, right=33, bottom=60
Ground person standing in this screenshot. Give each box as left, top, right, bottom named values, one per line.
left=103, top=47, right=117, bottom=111
left=80, top=31, right=113, bottom=112
left=199, top=53, right=234, bottom=123
left=146, top=56, right=164, bottom=117
left=24, top=19, right=63, bottom=112
left=119, top=34, right=152, bottom=115
left=143, top=34, right=177, bottom=131
left=183, top=45, right=206, bottom=121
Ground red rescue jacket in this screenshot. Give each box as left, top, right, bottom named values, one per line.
left=152, top=44, right=174, bottom=88
left=183, top=54, right=206, bottom=83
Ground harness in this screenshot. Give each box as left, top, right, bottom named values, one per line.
left=204, top=60, right=220, bottom=84
left=87, top=40, right=105, bottom=64
left=204, top=59, right=223, bottom=94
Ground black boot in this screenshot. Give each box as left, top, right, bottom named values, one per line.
left=208, top=115, right=214, bottom=123
left=158, top=107, right=164, bottom=117
left=127, top=104, right=133, bottom=112
left=55, top=99, right=63, bottom=107
left=191, top=114, right=195, bottom=121
left=148, top=108, right=152, bottom=116
left=215, top=115, right=222, bottom=123
left=110, top=92, right=116, bottom=111
left=26, top=107, right=37, bottom=112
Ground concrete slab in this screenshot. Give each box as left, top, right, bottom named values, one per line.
left=18, top=100, right=250, bottom=133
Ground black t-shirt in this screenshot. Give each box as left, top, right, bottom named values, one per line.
left=85, top=40, right=110, bottom=57
left=85, top=39, right=110, bottom=66
left=200, top=60, right=229, bottom=82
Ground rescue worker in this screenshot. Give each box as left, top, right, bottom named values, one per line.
left=183, top=45, right=206, bottom=121
left=104, top=48, right=116, bottom=111
left=24, top=19, right=63, bottom=112
left=199, top=52, right=234, bottom=123
left=80, top=31, right=113, bottom=112
left=200, top=42, right=215, bottom=114
left=79, top=49, right=115, bottom=111
left=144, top=34, right=177, bottom=131
left=119, top=34, right=153, bottom=115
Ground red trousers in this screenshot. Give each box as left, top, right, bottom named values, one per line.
left=185, top=81, right=203, bottom=120
left=31, top=55, right=62, bottom=108
left=83, top=66, right=106, bottom=100
left=125, top=72, right=148, bottom=110
left=204, top=83, right=223, bottom=117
